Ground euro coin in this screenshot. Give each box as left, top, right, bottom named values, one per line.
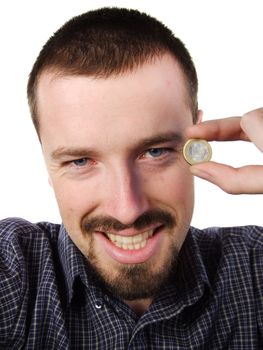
left=183, top=139, right=212, bottom=165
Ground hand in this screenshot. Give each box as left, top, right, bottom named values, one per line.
left=185, top=108, right=263, bottom=194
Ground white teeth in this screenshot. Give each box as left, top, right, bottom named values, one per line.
left=105, top=229, right=154, bottom=250
left=140, top=240, right=147, bottom=249
left=115, top=242, right=122, bottom=248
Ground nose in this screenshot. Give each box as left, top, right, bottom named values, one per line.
left=102, top=163, right=150, bottom=226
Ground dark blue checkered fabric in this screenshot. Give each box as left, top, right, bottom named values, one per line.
left=1, top=217, right=263, bottom=349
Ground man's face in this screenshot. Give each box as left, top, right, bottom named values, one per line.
left=38, top=54, right=196, bottom=301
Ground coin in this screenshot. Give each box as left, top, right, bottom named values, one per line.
left=183, top=139, right=212, bottom=165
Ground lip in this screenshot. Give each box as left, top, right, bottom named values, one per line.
left=94, top=226, right=165, bottom=264
left=94, top=223, right=161, bottom=237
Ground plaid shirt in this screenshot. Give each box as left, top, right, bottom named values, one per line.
left=0, top=218, right=263, bottom=349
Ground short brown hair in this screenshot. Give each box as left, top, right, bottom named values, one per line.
left=27, top=7, right=198, bottom=136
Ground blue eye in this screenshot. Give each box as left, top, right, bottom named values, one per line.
left=72, top=158, right=88, bottom=167
left=147, top=148, right=165, bottom=157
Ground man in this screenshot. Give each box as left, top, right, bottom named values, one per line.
left=0, top=7, right=262, bottom=349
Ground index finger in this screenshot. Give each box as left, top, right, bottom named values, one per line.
left=185, top=117, right=249, bottom=142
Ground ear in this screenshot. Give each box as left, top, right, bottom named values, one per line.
left=196, top=109, right=203, bottom=124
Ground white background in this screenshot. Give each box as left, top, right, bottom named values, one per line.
left=0, top=0, right=262, bottom=227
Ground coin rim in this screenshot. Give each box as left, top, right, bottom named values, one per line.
left=183, top=139, right=212, bottom=165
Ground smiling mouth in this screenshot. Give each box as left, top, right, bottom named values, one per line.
left=103, top=225, right=163, bottom=250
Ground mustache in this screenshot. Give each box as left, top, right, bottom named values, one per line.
left=82, top=209, right=176, bottom=234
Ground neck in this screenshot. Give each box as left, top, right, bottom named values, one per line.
left=124, top=298, right=153, bottom=317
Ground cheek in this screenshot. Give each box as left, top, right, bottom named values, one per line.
left=149, top=166, right=194, bottom=248
left=51, top=180, right=97, bottom=223
left=144, top=165, right=194, bottom=209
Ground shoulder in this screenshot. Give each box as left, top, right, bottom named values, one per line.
left=0, top=217, right=61, bottom=255
left=191, top=225, right=263, bottom=250
left=190, top=226, right=263, bottom=335
left=0, top=216, right=61, bottom=241
left=0, top=217, right=62, bottom=288
left=189, top=226, right=263, bottom=283
left=0, top=216, right=61, bottom=274
left=0, top=218, right=62, bottom=346
left=0, top=217, right=61, bottom=280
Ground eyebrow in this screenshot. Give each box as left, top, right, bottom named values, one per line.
left=135, top=132, right=184, bottom=150
left=51, top=147, right=97, bottom=161
left=50, top=132, right=184, bottom=161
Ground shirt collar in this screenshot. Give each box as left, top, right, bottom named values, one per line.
left=144, top=227, right=212, bottom=322
left=57, top=225, right=88, bottom=305
left=176, top=226, right=212, bottom=304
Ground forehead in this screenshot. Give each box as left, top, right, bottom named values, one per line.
left=37, top=54, right=192, bottom=153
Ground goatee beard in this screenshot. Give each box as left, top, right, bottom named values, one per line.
left=82, top=208, right=178, bottom=301
left=86, top=241, right=179, bottom=301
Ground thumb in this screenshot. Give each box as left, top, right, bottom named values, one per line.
left=190, top=161, right=263, bottom=194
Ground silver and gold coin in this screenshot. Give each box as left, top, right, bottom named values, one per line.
left=183, top=139, right=212, bottom=165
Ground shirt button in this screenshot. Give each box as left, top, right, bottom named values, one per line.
left=95, top=300, right=103, bottom=309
